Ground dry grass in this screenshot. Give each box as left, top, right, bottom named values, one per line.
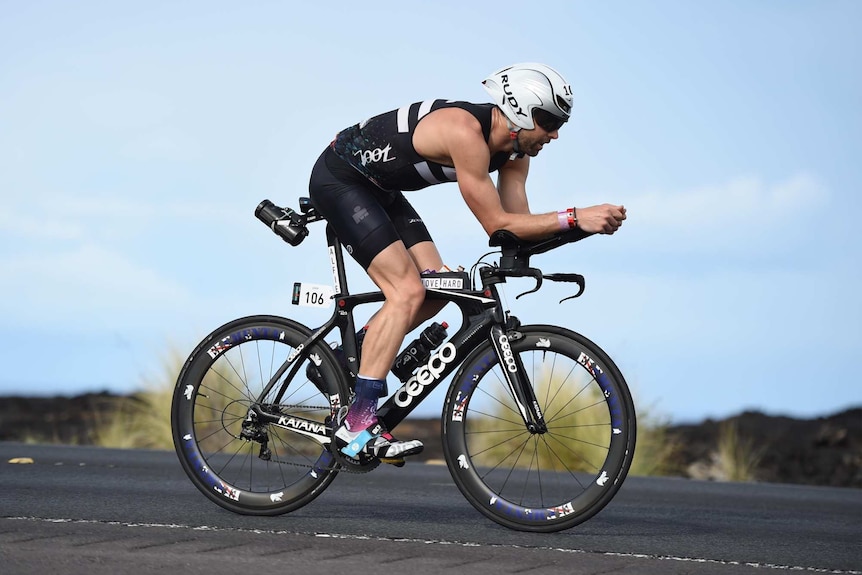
left=91, top=344, right=319, bottom=454
left=92, top=344, right=680, bottom=478
left=629, top=403, right=682, bottom=477
left=91, top=350, right=182, bottom=450
left=715, top=419, right=765, bottom=482
left=465, top=364, right=679, bottom=477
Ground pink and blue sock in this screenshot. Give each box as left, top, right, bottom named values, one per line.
left=344, top=376, right=385, bottom=430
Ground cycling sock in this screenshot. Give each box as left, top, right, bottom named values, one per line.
left=344, top=375, right=385, bottom=430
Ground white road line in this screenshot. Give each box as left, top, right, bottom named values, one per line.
left=4, top=516, right=859, bottom=575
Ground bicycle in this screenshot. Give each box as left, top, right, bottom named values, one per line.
left=171, top=197, right=636, bottom=533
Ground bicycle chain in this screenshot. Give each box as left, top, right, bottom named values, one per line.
left=267, top=449, right=379, bottom=475
left=252, top=403, right=381, bottom=475
left=268, top=453, right=379, bottom=475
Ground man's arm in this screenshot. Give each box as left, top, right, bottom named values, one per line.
left=496, top=155, right=531, bottom=214
left=495, top=156, right=629, bottom=235
left=447, top=122, right=560, bottom=239
left=419, top=108, right=627, bottom=237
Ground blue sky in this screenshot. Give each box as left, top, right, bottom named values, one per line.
left=1, top=1, right=859, bottom=423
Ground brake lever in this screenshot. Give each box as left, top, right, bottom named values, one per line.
left=543, top=273, right=586, bottom=303
left=511, top=268, right=544, bottom=299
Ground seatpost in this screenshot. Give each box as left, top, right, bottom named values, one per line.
left=326, top=225, right=349, bottom=297
left=325, top=225, right=360, bottom=373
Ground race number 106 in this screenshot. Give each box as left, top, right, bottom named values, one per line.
left=292, top=282, right=334, bottom=308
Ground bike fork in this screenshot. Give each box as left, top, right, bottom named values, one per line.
left=489, top=325, right=547, bottom=434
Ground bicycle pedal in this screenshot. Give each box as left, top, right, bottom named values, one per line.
left=339, top=429, right=375, bottom=457
left=380, top=457, right=406, bottom=467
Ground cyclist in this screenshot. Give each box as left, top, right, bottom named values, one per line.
left=308, top=63, right=626, bottom=462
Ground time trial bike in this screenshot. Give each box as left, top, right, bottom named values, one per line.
left=170, top=197, right=636, bottom=533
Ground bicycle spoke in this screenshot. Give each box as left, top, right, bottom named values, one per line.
left=172, top=317, right=348, bottom=515
left=446, top=327, right=635, bottom=532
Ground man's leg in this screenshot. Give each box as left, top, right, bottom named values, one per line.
left=335, top=240, right=427, bottom=459
left=405, top=240, right=449, bottom=327
left=350, top=241, right=447, bottom=351
left=358, top=241, right=428, bottom=379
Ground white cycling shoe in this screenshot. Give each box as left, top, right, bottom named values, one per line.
left=335, top=419, right=424, bottom=462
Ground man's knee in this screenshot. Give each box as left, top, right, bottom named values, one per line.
left=385, top=277, right=426, bottom=315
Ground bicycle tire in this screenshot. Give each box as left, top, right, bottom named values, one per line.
left=442, top=325, right=636, bottom=532
left=171, top=315, right=351, bottom=515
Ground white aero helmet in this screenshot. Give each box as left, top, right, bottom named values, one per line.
left=482, top=63, right=573, bottom=131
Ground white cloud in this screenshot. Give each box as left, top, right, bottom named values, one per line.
left=119, top=125, right=204, bottom=162
left=0, top=206, right=84, bottom=240
left=628, top=173, right=827, bottom=232
left=602, top=173, right=830, bottom=256
left=403, top=173, right=831, bottom=266
left=768, top=173, right=829, bottom=210
left=0, top=194, right=244, bottom=245
left=40, top=196, right=156, bottom=220
left=0, top=243, right=190, bottom=329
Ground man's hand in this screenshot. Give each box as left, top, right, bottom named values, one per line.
left=575, top=204, right=627, bottom=234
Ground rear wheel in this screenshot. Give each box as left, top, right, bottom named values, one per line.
left=171, top=315, right=351, bottom=515
left=442, top=325, right=636, bottom=532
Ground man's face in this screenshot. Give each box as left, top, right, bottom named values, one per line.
left=517, top=123, right=560, bottom=157
left=517, top=109, right=566, bottom=156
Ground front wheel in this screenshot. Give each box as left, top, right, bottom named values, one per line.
left=171, top=315, right=351, bottom=515
left=442, top=325, right=636, bottom=532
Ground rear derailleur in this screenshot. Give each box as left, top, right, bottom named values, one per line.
left=240, top=411, right=271, bottom=461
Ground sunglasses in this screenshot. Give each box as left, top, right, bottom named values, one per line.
left=533, top=108, right=567, bottom=133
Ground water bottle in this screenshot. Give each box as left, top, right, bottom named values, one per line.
left=255, top=199, right=309, bottom=246
left=391, top=322, right=449, bottom=381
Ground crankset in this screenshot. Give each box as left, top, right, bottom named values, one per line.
left=238, top=403, right=384, bottom=474
left=327, top=407, right=381, bottom=474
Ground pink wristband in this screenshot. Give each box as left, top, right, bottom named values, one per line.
left=557, top=210, right=570, bottom=231
left=557, top=208, right=577, bottom=230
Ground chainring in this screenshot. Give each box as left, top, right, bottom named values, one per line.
left=327, top=406, right=381, bottom=473
left=240, top=403, right=383, bottom=474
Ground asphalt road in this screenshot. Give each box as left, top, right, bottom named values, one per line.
left=1, top=442, right=859, bottom=574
